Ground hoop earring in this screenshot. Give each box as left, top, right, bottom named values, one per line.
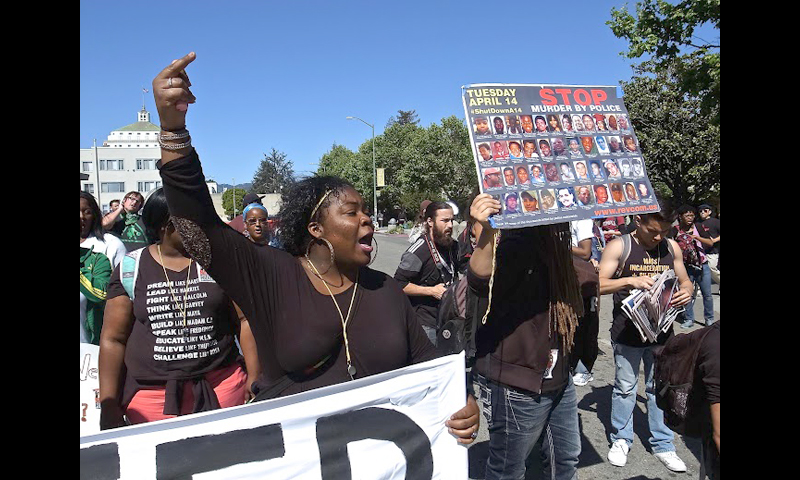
left=305, top=237, right=336, bottom=275
left=368, top=236, right=379, bottom=266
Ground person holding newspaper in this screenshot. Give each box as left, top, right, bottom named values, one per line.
left=149, top=52, right=479, bottom=444
left=597, top=202, right=694, bottom=473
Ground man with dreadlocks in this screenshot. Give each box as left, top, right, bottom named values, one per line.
left=467, top=193, right=585, bottom=480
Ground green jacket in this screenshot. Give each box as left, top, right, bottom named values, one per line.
left=80, top=247, right=112, bottom=345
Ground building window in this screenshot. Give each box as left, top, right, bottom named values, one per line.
left=136, top=158, right=157, bottom=170
left=83, top=183, right=94, bottom=194
left=100, top=159, right=124, bottom=171
left=101, top=182, right=126, bottom=193
left=82, top=161, right=93, bottom=172
left=138, top=181, right=162, bottom=193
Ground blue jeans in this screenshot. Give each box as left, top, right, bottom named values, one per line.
left=684, top=262, right=714, bottom=326
left=478, top=375, right=580, bottom=480
left=590, top=237, right=603, bottom=262
left=610, top=342, right=675, bottom=454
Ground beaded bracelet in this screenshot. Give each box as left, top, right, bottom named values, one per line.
left=159, top=137, right=192, bottom=150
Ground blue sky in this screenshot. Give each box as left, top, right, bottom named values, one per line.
left=81, top=0, right=640, bottom=185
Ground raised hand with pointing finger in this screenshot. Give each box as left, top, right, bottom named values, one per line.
left=152, top=52, right=198, bottom=161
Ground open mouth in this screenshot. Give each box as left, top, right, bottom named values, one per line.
left=358, top=233, right=374, bottom=253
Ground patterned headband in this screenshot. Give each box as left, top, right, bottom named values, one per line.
left=309, top=190, right=333, bottom=221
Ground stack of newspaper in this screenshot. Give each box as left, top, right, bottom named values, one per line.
left=621, top=269, right=685, bottom=343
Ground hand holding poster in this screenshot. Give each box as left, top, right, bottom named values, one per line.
left=463, top=84, right=659, bottom=229
left=80, top=352, right=468, bottom=479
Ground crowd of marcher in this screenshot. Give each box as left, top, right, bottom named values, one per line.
left=80, top=52, right=718, bottom=479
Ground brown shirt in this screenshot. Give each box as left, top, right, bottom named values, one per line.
left=468, top=229, right=569, bottom=395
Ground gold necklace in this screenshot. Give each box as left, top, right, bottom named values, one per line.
left=158, top=244, right=193, bottom=338
left=305, top=254, right=343, bottom=288
left=306, top=257, right=359, bottom=380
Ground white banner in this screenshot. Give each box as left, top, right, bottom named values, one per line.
left=80, top=352, right=468, bottom=479
left=80, top=343, right=101, bottom=436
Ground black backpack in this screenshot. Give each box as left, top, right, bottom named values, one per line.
left=653, top=322, right=719, bottom=437
left=435, top=276, right=480, bottom=359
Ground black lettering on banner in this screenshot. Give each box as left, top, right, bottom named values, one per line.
left=316, top=407, right=433, bottom=480
left=80, top=443, right=120, bottom=480
left=155, top=423, right=285, bottom=480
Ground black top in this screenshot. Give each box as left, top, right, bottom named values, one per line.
left=696, top=217, right=720, bottom=255
left=107, top=246, right=240, bottom=414
left=696, top=322, right=720, bottom=406
left=393, top=234, right=459, bottom=329
left=611, top=237, right=676, bottom=347
left=158, top=150, right=436, bottom=397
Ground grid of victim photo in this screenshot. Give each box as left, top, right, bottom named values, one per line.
left=471, top=112, right=654, bottom=217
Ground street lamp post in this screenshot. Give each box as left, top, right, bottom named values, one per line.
left=346, top=116, right=377, bottom=218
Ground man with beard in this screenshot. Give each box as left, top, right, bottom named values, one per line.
left=552, top=137, right=567, bottom=157
left=576, top=185, right=594, bottom=206
left=394, top=201, right=459, bottom=346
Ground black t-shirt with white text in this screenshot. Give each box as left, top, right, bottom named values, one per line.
left=107, top=247, right=239, bottom=407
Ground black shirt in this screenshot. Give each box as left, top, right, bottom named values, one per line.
left=107, top=246, right=240, bottom=413
left=611, top=237, right=676, bottom=347
left=696, top=217, right=720, bottom=255
left=393, top=234, right=459, bottom=329
left=158, top=150, right=436, bottom=397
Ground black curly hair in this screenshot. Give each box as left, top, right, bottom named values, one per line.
left=79, top=191, right=105, bottom=240
left=276, top=176, right=356, bottom=256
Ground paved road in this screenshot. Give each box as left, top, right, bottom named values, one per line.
left=374, top=231, right=719, bottom=480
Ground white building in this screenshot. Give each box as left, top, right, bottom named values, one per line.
left=80, top=108, right=266, bottom=222
left=80, top=107, right=163, bottom=212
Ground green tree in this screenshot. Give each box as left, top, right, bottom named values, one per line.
left=394, top=116, right=476, bottom=215
left=222, top=187, right=248, bottom=219
left=251, top=148, right=296, bottom=194
left=608, top=0, right=720, bottom=123
left=385, top=109, right=419, bottom=128
left=317, top=143, right=376, bottom=212
left=621, top=61, right=719, bottom=206
left=318, top=115, right=477, bottom=219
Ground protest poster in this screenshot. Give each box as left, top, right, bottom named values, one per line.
left=80, top=352, right=468, bottom=479
left=81, top=343, right=102, bottom=437
left=462, top=84, right=659, bottom=229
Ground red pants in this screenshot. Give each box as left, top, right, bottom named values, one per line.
left=125, top=363, right=247, bottom=424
